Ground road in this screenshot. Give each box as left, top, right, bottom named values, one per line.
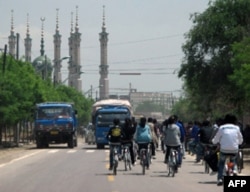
left=0, top=140, right=249, bottom=192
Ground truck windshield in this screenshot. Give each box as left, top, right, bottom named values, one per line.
left=37, top=107, right=71, bottom=119
left=96, top=112, right=129, bottom=127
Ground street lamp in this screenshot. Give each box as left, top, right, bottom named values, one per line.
left=61, top=71, right=84, bottom=84
left=53, top=56, right=71, bottom=85
left=55, top=71, right=84, bottom=89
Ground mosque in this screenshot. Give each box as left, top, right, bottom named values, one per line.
left=7, top=6, right=109, bottom=100
left=6, top=7, right=177, bottom=116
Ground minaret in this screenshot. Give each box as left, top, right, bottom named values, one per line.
left=40, top=17, right=45, bottom=57
left=24, top=13, right=32, bottom=62
left=68, top=12, right=74, bottom=87
left=68, top=6, right=82, bottom=91
left=8, top=10, right=16, bottom=57
left=32, top=17, right=52, bottom=80
left=53, top=9, right=62, bottom=84
left=99, top=5, right=109, bottom=99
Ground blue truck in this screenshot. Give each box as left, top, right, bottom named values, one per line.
left=34, top=102, right=78, bottom=148
left=91, top=99, right=132, bottom=149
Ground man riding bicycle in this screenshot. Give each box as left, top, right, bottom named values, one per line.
left=212, top=114, right=243, bottom=186
left=134, top=117, right=152, bottom=169
left=106, top=118, right=123, bottom=170
left=121, top=117, right=136, bottom=166
left=163, top=115, right=181, bottom=171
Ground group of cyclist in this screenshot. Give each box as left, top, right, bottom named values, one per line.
left=106, top=113, right=244, bottom=186
left=186, top=114, right=244, bottom=186
left=106, top=114, right=185, bottom=172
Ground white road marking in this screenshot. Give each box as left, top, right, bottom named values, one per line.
left=0, top=150, right=44, bottom=168
left=86, top=150, right=95, bottom=153
left=48, top=150, right=59, bottom=153
left=67, top=150, right=77, bottom=153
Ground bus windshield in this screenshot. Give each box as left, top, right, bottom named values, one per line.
left=96, top=112, right=130, bottom=127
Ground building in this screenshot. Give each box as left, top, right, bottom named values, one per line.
left=130, top=91, right=176, bottom=117
left=99, top=6, right=109, bottom=100
left=8, top=8, right=84, bottom=92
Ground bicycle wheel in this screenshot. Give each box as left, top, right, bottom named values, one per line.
left=127, top=152, right=132, bottom=170
left=124, top=158, right=128, bottom=171
left=204, top=162, right=210, bottom=174
left=142, top=154, right=146, bottom=175
left=237, top=151, right=243, bottom=174
left=113, top=159, right=118, bottom=175
left=167, top=159, right=175, bottom=177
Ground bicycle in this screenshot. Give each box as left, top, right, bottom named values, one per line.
left=139, top=143, right=151, bottom=175
left=122, top=143, right=132, bottom=171
left=110, top=142, right=121, bottom=175
left=223, top=153, right=238, bottom=176
left=236, top=148, right=243, bottom=174
left=167, top=147, right=179, bottom=177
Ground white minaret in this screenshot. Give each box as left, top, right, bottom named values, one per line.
left=53, top=9, right=62, bottom=84
left=8, top=10, right=16, bottom=58
left=24, top=13, right=32, bottom=63
left=68, top=6, right=82, bottom=91
left=99, top=5, right=109, bottom=100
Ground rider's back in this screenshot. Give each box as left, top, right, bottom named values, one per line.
left=135, top=125, right=151, bottom=143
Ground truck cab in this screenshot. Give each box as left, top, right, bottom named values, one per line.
left=34, top=102, right=78, bottom=148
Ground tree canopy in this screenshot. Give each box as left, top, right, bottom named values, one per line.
left=178, top=0, right=250, bottom=119
left=0, top=55, right=93, bottom=127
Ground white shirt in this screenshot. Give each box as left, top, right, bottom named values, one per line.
left=212, top=123, right=243, bottom=153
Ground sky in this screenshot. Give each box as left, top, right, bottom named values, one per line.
left=0, top=0, right=209, bottom=97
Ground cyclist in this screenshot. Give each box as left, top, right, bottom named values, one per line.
left=212, top=114, right=243, bottom=186
left=147, top=117, right=157, bottom=159
left=188, top=120, right=201, bottom=159
left=196, top=120, right=215, bottom=163
left=163, top=115, right=181, bottom=171
left=134, top=116, right=152, bottom=169
left=106, top=118, right=123, bottom=170
left=121, top=117, right=136, bottom=166
left=173, top=115, right=185, bottom=164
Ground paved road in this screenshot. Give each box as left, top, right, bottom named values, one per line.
left=0, top=141, right=249, bottom=192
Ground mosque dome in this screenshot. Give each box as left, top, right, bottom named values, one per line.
left=32, top=55, right=53, bottom=76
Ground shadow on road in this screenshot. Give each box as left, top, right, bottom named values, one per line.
left=198, top=181, right=217, bottom=185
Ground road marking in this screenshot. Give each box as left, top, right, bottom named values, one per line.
left=48, top=150, right=59, bottom=153
left=0, top=150, right=44, bottom=168
left=67, top=150, right=77, bottom=153
left=108, top=175, right=114, bottom=181
left=0, top=163, right=7, bottom=168
left=86, top=150, right=95, bottom=153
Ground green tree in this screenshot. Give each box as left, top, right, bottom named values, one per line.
left=178, top=0, right=250, bottom=117
left=0, top=55, right=93, bottom=145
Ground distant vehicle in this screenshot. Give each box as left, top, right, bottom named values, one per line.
left=85, top=123, right=95, bottom=145
left=34, top=102, right=78, bottom=148
left=92, top=99, right=133, bottom=149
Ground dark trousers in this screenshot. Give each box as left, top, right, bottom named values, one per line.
left=151, top=141, right=156, bottom=156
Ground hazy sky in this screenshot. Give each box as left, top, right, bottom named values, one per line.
left=0, top=0, right=209, bottom=96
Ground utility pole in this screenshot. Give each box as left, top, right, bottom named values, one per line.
left=90, top=85, right=93, bottom=99
left=2, top=44, right=7, bottom=75
left=16, top=33, right=19, bottom=60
